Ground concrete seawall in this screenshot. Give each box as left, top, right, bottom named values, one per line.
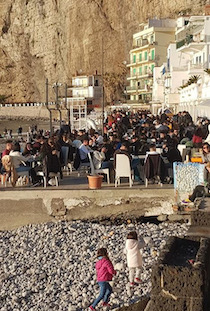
left=0, top=105, right=50, bottom=119
left=0, top=188, right=175, bottom=231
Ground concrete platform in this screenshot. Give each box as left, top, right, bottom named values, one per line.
left=0, top=174, right=175, bottom=231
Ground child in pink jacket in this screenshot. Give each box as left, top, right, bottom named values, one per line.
left=89, top=248, right=116, bottom=310
left=124, top=231, right=145, bottom=286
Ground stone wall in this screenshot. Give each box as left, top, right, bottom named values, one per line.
left=149, top=236, right=210, bottom=311
left=0, top=0, right=209, bottom=102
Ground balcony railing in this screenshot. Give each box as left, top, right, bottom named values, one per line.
left=128, top=71, right=154, bottom=79
left=126, top=85, right=152, bottom=92
left=176, top=34, right=206, bottom=49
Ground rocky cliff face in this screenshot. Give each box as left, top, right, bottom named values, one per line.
left=0, top=0, right=208, bottom=102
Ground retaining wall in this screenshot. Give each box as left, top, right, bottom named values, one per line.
left=149, top=236, right=210, bottom=311
left=191, top=198, right=210, bottom=227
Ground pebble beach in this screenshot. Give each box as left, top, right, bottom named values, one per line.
left=0, top=220, right=189, bottom=310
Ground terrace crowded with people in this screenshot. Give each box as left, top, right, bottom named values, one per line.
left=0, top=110, right=210, bottom=188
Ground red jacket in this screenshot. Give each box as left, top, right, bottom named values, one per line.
left=96, top=257, right=116, bottom=282
left=192, top=135, right=202, bottom=144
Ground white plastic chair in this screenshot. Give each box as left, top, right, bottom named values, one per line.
left=1, top=170, right=30, bottom=187
left=17, top=170, right=30, bottom=186
left=36, top=171, right=59, bottom=187
left=88, top=153, right=110, bottom=184
left=115, top=154, right=133, bottom=187
left=177, top=144, right=186, bottom=157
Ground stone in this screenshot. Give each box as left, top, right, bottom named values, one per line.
left=51, top=198, right=66, bottom=216
left=0, top=220, right=189, bottom=310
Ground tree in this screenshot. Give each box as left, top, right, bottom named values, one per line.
left=0, top=95, right=10, bottom=104
left=103, top=63, right=127, bottom=104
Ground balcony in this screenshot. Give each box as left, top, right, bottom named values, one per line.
left=127, top=70, right=153, bottom=80
left=188, top=61, right=207, bottom=75
left=126, top=84, right=152, bottom=94
left=126, top=86, right=138, bottom=92
left=176, top=34, right=205, bottom=52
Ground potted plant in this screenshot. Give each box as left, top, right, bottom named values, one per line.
left=87, top=174, right=103, bottom=189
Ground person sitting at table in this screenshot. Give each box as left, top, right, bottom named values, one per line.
left=2, top=140, right=13, bottom=158
left=130, top=136, right=141, bottom=156
left=9, top=142, right=39, bottom=186
left=202, top=142, right=210, bottom=163
left=192, top=127, right=203, bottom=149
left=183, top=162, right=210, bottom=203
left=79, top=138, right=93, bottom=163
left=161, top=143, right=182, bottom=183
left=38, top=138, right=62, bottom=182
left=22, top=142, right=34, bottom=157
left=92, top=145, right=110, bottom=169
left=114, top=141, right=142, bottom=183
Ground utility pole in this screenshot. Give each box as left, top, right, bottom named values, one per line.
left=65, top=83, right=70, bottom=127
left=54, top=82, right=62, bottom=128
left=101, top=36, right=105, bottom=136
left=45, top=78, right=52, bottom=134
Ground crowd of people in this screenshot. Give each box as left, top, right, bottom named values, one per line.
left=1, top=109, right=210, bottom=188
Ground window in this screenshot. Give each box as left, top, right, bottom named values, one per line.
left=199, top=56, right=202, bottom=63
left=133, top=68, right=136, bottom=75
left=139, top=67, right=142, bottom=75
left=144, top=51, right=148, bottom=61
left=151, top=35, right=154, bottom=44
left=139, top=53, right=142, bottom=61
left=151, top=64, right=155, bottom=72
left=144, top=66, right=148, bottom=74
left=151, top=49, right=155, bottom=60
left=133, top=55, right=136, bottom=63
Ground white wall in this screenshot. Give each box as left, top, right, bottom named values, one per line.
left=152, top=66, right=164, bottom=102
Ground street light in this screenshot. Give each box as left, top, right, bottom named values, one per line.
left=45, top=78, right=53, bottom=134
left=53, top=82, right=62, bottom=128
left=101, top=36, right=105, bottom=136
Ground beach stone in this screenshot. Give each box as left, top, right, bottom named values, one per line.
left=50, top=199, right=66, bottom=216
left=0, top=220, right=189, bottom=310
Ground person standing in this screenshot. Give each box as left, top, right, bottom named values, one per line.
left=89, top=248, right=116, bottom=310
left=124, top=231, right=145, bottom=286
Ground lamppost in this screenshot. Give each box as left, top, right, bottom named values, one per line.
left=45, top=78, right=53, bottom=134
left=64, top=83, right=70, bottom=126
left=45, top=79, right=64, bottom=134
left=53, top=82, right=62, bottom=128
left=101, top=36, right=105, bottom=136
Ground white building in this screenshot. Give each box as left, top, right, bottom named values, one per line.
left=151, top=43, right=190, bottom=114
left=126, top=18, right=176, bottom=108
left=69, top=74, right=102, bottom=109
left=66, top=74, right=103, bottom=130
left=176, top=15, right=210, bottom=120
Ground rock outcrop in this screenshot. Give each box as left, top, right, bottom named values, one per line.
left=0, top=0, right=208, bottom=102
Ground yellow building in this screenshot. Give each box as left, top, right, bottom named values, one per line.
left=126, top=19, right=176, bottom=106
